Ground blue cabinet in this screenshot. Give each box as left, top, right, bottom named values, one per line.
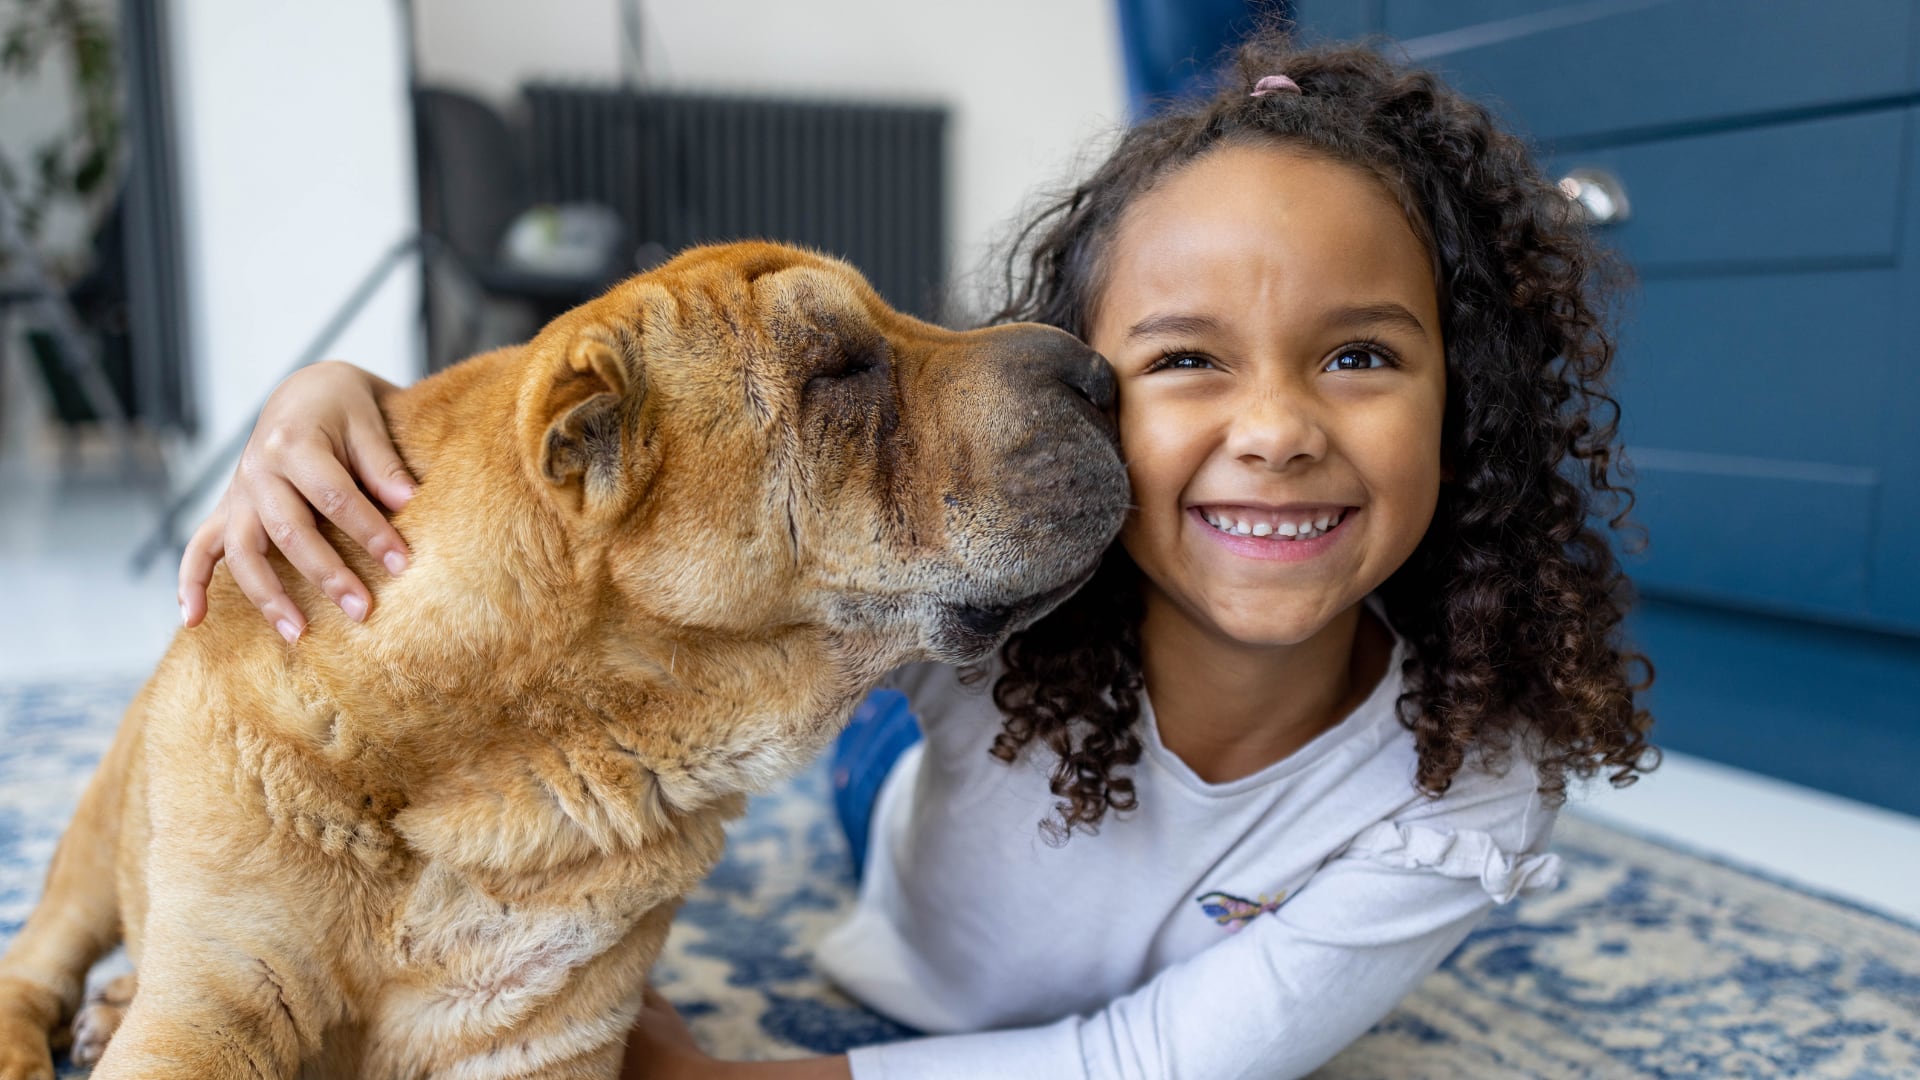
left=1372, top=0, right=1915, bottom=143
left=1293, top=1, right=1920, bottom=814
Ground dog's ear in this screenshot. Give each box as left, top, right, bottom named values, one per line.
left=537, top=326, right=649, bottom=509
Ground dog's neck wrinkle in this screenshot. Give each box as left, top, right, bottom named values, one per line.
left=568, top=626, right=875, bottom=801
left=385, top=658, right=784, bottom=870
left=302, top=623, right=841, bottom=798
left=290, top=515, right=617, bottom=737
left=320, top=526, right=583, bottom=705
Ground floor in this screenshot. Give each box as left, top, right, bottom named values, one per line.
left=4, top=403, right=1919, bottom=927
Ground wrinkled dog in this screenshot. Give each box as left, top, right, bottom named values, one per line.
left=0, top=242, right=1129, bottom=1079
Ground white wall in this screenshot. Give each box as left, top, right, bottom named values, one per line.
left=168, top=0, right=419, bottom=469
left=413, top=0, right=1129, bottom=316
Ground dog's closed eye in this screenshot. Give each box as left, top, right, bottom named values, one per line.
left=805, top=343, right=888, bottom=396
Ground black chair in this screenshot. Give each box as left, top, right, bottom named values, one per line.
left=413, top=87, right=631, bottom=368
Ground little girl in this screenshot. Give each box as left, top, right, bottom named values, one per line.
left=178, top=30, right=1655, bottom=1080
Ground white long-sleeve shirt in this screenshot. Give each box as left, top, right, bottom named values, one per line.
left=814, top=635, right=1561, bottom=1080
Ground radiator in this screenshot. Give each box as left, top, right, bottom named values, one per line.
left=523, top=84, right=949, bottom=320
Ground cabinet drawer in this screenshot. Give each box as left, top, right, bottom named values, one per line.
left=1614, top=268, right=1910, bottom=628
left=1545, top=108, right=1910, bottom=274
left=1624, top=449, right=1878, bottom=619
left=1377, top=0, right=1916, bottom=144
left=1619, top=270, right=1905, bottom=466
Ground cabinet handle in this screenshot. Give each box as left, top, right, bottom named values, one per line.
left=1557, top=168, right=1631, bottom=226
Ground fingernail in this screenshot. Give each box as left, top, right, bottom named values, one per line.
left=277, top=619, right=301, bottom=645
left=340, top=594, right=368, bottom=622
left=383, top=551, right=408, bottom=575
left=179, top=600, right=190, bottom=626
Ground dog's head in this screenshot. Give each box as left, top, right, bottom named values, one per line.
left=516, top=242, right=1129, bottom=679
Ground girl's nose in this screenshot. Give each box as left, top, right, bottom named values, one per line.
left=1225, top=387, right=1328, bottom=470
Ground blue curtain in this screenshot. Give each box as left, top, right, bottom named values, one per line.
left=1114, top=0, right=1281, bottom=119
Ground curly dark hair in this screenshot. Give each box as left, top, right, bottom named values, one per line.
left=980, top=29, right=1658, bottom=842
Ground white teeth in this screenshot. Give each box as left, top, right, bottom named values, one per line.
left=1199, top=507, right=1346, bottom=539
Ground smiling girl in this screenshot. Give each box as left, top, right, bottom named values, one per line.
left=178, top=30, right=1655, bottom=1080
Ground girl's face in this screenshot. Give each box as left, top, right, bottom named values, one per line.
left=1088, top=142, right=1447, bottom=650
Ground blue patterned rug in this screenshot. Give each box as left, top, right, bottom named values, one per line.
left=4, top=679, right=1918, bottom=1077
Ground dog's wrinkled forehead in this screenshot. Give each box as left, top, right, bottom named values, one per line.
left=752, top=263, right=886, bottom=344
left=673, top=257, right=898, bottom=430
left=642, top=253, right=887, bottom=384
left=674, top=246, right=874, bottom=325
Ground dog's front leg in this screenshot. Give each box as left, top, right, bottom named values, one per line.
left=83, top=956, right=315, bottom=1080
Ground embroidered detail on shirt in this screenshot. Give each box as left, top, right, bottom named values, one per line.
left=1197, top=890, right=1287, bottom=932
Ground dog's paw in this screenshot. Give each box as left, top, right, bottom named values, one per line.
left=69, top=972, right=136, bottom=1067
left=69, top=1004, right=120, bottom=1067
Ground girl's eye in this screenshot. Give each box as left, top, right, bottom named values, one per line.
left=1324, top=346, right=1397, bottom=372
left=1147, top=351, right=1214, bottom=372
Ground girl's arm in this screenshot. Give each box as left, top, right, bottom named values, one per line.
left=178, top=360, right=418, bottom=641
left=646, top=773, right=1556, bottom=1080
left=825, top=779, right=1555, bottom=1080
left=631, top=858, right=1508, bottom=1080
left=848, top=857, right=1501, bottom=1080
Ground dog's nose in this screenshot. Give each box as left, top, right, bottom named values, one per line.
left=1006, top=326, right=1117, bottom=415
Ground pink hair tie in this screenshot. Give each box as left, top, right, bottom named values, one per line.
left=1250, top=74, right=1301, bottom=98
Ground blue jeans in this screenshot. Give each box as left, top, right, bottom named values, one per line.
left=830, top=688, right=923, bottom=880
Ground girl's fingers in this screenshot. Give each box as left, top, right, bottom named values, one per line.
left=288, top=447, right=410, bottom=579
left=345, top=414, right=418, bottom=514
left=177, top=498, right=228, bottom=629
left=249, top=468, right=374, bottom=624
left=182, top=360, right=412, bottom=640
left=223, top=504, right=308, bottom=643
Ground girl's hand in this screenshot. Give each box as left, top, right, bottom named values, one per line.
left=622, top=986, right=713, bottom=1079
left=178, top=360, right=417, bottom=642
left=622, top=987, right=852, bottom=1080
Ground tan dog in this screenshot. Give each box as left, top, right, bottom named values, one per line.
left=0, top=242, right=1128, bottom=1079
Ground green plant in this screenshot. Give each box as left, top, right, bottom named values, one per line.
left=0, top=0, right=120, bottom=242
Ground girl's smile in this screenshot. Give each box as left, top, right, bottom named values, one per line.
left=1089, top=141, right=1448, bottom=653
left=1190, top=504, right=1355, bottom=562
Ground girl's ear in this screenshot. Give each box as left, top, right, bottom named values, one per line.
left=533, top=325, right=656, bottom=516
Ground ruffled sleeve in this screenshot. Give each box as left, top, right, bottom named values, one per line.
left=1342, top=820, right=1561, bottom=903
